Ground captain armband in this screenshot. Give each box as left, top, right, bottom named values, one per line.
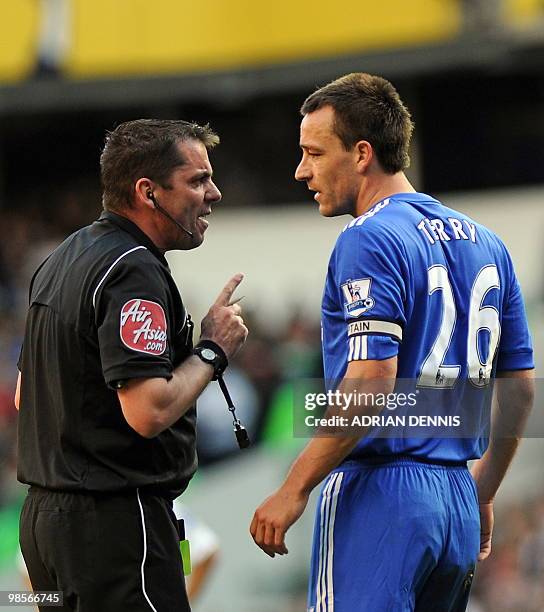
left=347, top=319, right=403, bottom=341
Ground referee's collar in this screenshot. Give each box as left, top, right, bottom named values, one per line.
left=98, top=211, right=170, bottom=268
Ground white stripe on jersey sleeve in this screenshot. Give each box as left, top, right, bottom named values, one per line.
left=348, top=337, right=355, bottom=361
left=347, top=335, right=368, bottom=362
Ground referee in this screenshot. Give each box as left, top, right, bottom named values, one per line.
left=15, top=119, right=248, bottom=611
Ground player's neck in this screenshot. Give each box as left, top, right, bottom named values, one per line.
left=355, top=172, right=416, bottom=217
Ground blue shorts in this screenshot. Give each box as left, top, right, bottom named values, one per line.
left=307, top=457, right=480, bottom=612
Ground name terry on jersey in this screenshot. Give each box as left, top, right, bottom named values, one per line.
left=417, top=217, right=477, bottom=245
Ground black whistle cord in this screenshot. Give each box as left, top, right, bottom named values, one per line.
left=216, top=374, right=251, bottom=449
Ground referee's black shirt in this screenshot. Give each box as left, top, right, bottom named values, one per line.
left=17, top=211, right=197, bottom=499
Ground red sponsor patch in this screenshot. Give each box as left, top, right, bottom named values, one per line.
left=120, top=299, right=168, bottom=355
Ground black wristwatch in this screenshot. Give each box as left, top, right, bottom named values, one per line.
left=193, top=340, right=228, bottom=380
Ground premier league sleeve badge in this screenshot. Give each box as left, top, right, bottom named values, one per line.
left=341, top=278, right=375, bottom=318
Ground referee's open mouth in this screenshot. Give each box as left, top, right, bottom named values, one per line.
left=197, top=210, right=211, bottom=232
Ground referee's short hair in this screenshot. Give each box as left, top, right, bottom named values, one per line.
left=100, top=119, right=219, bottom=212
left=300, top=73, right=414, bottom=175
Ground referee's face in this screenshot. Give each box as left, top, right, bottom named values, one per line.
left=154, top=139, right=221, bottom=250
left=295, top=106, right=361, bottom=218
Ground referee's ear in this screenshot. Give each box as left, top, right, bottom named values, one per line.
left=135, top=178, right=155, bottom=210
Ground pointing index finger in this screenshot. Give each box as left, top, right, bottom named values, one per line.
left=214, top=273, right=244, bottom=307
left=229, top=295, right=245, bottom=306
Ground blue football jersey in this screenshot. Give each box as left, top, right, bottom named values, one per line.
left=321, top=192, right=534, bottom=462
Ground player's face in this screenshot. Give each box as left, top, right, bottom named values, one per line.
left=295, top=106, right=361, bottom=217
left=155, top=139, right=222, bottom=250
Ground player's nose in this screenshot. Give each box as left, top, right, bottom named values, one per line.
left=295, top=157, right=311, bottom=182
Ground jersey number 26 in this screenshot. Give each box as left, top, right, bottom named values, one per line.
left=418, top=264, right=500, bottom=389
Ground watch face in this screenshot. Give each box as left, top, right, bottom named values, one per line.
left=201, top=348, right=216, bottom=361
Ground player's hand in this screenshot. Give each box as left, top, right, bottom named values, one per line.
left=200, top=273, right=248, bottom=359
left=250, top=486, right=309, bottom=558
left=477, top=501, right=494, bottom=561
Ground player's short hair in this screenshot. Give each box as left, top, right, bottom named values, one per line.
left=300, top=73, right=414, bottom=174
left=100, top=119, right=219, bottom=212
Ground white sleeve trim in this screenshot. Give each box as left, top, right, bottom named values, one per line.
left=92, top=245, right=147, bottom=309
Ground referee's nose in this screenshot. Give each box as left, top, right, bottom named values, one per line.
left=206, top=180, right=222, bottom=203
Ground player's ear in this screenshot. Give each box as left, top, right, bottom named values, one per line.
left=354, top=140, right=373, bottom=174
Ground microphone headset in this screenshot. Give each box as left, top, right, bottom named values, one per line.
left=147, top=191, right=193, bottom=237
left=148, top=190, right=249, bottom=449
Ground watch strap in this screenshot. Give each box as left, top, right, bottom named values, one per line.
left=193, top=340, right=228, bottom=379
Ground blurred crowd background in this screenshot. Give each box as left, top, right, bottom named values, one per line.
left=1, top=1, right=544, bottom=610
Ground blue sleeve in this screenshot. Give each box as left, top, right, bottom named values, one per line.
left=496, top=254, right=534, bottom=370
left=332, top=225, right=406, bottom=362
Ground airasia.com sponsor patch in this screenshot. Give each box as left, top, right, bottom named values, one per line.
left=120, top=299, right=168, bottom=355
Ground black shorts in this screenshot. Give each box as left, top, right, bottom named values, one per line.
left=20, top=487, right=190, bottom=612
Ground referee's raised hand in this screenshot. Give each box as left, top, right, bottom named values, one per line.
left=200, top=273, right=248, bottom=359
